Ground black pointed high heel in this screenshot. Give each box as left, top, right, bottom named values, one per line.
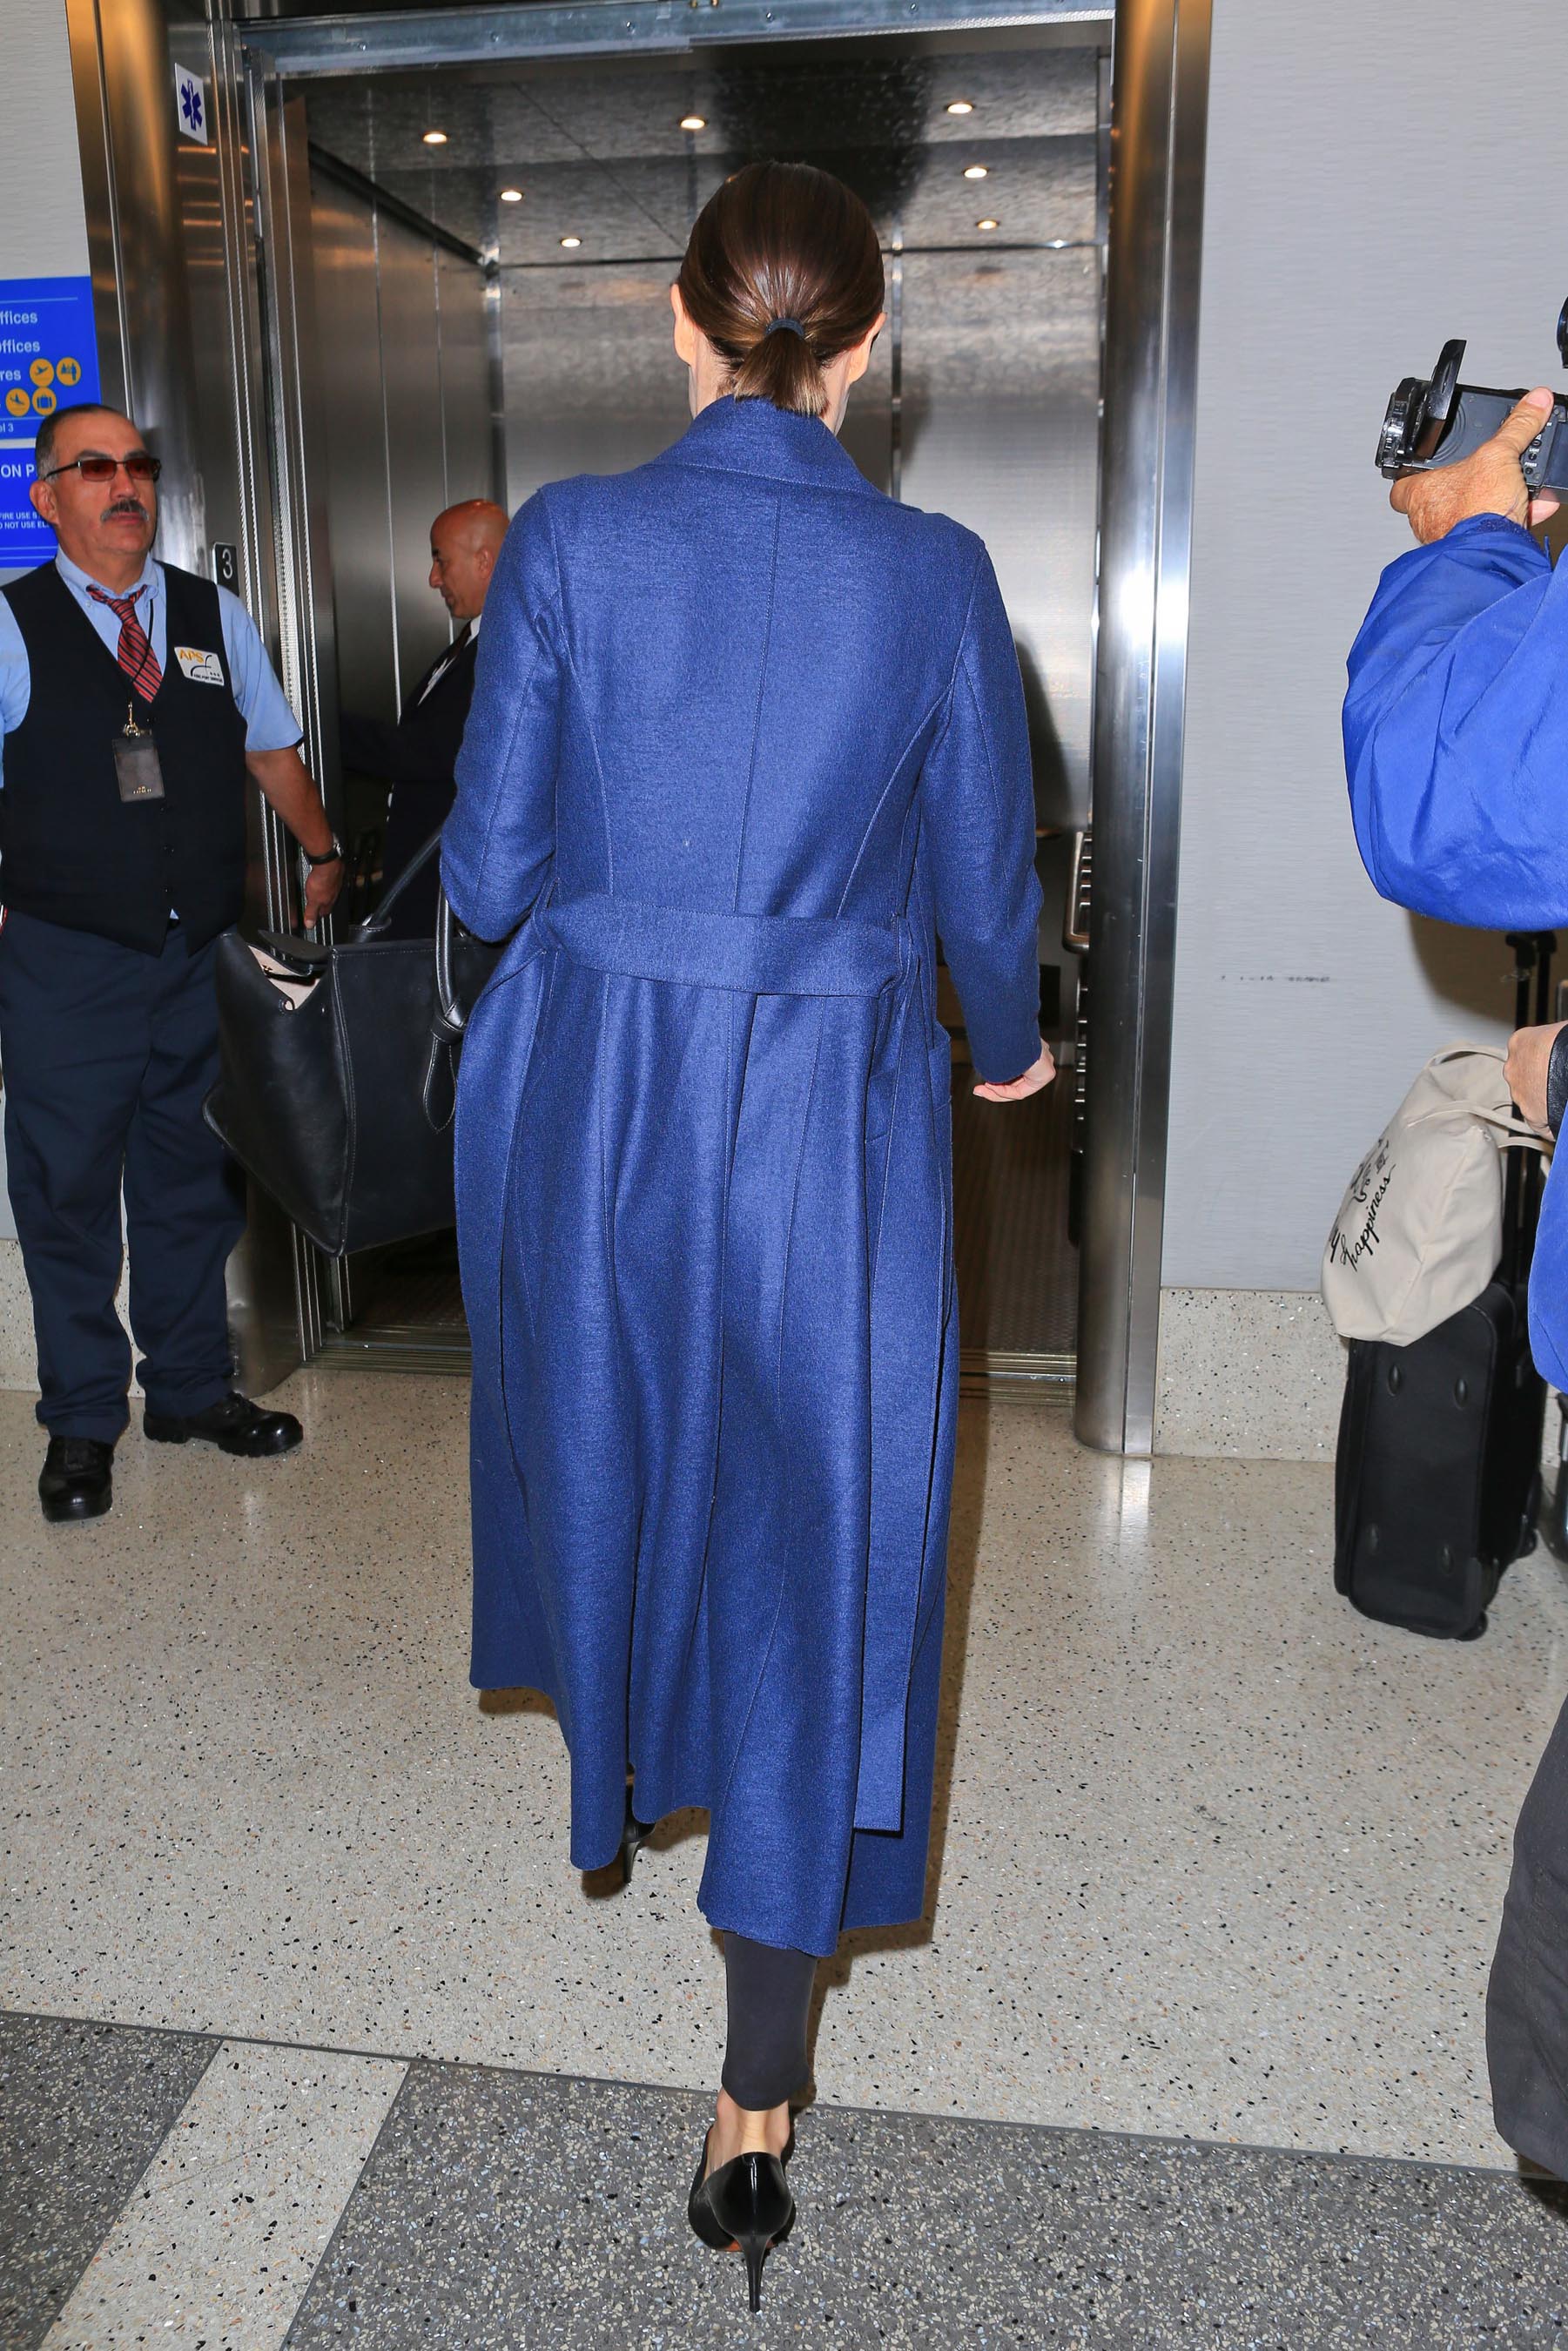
left=688, top=2132, right=795, bottom=2314
left=619, top=1785, right=654, bottom=1886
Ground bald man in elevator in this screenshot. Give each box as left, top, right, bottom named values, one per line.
left=340, top=499, right=508, bottom=937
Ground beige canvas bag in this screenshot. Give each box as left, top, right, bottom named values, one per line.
left=1322, top=1046, right=1550, bottom=1347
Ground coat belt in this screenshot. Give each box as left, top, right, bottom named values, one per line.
left=538, top=891, right=904, bottom=998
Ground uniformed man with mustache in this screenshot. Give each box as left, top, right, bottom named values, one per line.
left=0, top=401, right=343, bottom=1523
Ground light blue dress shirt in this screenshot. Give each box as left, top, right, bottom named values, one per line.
left=0, top=552, right=302, bottom=788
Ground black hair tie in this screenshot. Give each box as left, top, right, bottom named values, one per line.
left=764, top=316, right=806, bottom=340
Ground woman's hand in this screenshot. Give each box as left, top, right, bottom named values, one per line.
left=1504, top=1018, right=1566, bottom=1133
left=972, top=1039, right=1056, bottom=1103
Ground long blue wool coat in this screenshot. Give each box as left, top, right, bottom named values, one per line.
left=1344, top=514, right=1568, bottom=1391
left=443, top=395, right=1043, bottom=1956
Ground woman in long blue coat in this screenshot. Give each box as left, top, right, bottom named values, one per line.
left=443, top=161, right=1052, bottom=2304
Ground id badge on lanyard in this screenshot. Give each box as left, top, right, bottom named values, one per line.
left=111, top=703, right=165, bottom=803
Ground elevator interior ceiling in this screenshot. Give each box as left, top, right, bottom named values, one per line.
left=302, top=44, right=1098, bottom=283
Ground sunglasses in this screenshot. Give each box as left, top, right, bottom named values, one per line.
left=41, top=453, right=163, bottom=484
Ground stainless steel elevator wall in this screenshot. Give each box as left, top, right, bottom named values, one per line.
left=899, top=253, right=1100, bottom=836
left=301, top=147, right=499, bottom=1357
left=307, top=158, right=497, bottom=724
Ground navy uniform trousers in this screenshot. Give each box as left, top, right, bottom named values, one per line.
left=0, top=907, right=245, bottom=1441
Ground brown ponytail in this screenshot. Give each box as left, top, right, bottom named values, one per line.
left=676, top=160, right=885, bottom=419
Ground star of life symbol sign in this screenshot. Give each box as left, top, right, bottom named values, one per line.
left=174, top=64, right=210, bottom=146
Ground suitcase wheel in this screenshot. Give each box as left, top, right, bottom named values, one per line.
left=1458, top=1613, right=1489, bottom=1641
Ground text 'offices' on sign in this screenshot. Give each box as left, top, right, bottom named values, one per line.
left=0, top=278, right=103, bottom=576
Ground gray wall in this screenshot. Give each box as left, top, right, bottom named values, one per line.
left=1166, top=0, right=1568, bottom=1291
left=312, top=169, right=498, bottom=722
left=0, top=0, right=90, bottom=291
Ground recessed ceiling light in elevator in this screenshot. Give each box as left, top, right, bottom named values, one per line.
left=422, top=130, right=447, bottom=145
left=305, top=51, right=1098, bottom=309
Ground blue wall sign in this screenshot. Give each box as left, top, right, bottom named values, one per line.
left=0, top=276, right=104, bottom=575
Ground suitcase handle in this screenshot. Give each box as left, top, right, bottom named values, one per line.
left=1504, top=931, right=1558, bottom=1288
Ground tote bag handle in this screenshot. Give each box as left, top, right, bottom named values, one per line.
left=1406, top=1045, right=1551, bottom=1149
left=352, top=827, right=444, bottom=940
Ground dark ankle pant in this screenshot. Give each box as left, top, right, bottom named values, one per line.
left=721, top=1933, right=818, bottom=2111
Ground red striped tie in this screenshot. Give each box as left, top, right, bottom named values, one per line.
left=86, top=583, right=163, bottom=702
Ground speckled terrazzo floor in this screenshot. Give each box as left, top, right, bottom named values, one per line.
left=4, top=1370, right=1568, bottom=2181
left=5, top=2019, right=1568, bottom=2348
left=0, top=2011, right=215, bottom=2347
left=279, top=2065, right=1568, bottom=2351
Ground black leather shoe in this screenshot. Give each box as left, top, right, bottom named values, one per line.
left=39, top=1436, right=114, bottom=1523
left=143, top=1391, right=303, bottom=1457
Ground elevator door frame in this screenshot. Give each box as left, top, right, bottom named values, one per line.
left=237, top=0, right=1208, bottom=1456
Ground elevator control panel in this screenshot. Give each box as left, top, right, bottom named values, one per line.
left=1376, top=298, right=1568, bottom=495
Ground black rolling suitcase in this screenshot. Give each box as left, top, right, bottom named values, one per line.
left=1334, top=933, right=1554, bottom=1640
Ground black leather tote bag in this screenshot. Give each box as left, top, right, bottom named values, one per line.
left=204, top=835, right=501, bottom=1257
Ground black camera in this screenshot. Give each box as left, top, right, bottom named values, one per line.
left=1376, top=300, right=1568, bottom=492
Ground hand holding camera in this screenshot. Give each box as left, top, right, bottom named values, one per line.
left=1377, top=302, right=1568, bottom=542
left=1391, top=387, right=1560, bottom=543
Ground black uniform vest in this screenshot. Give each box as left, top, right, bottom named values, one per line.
left=0, top=562, right=250, bottom=955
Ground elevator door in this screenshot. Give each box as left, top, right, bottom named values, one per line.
left=290, top=150, right=500, bottom=1364
left=296, top=27, right=1102, bottom=1378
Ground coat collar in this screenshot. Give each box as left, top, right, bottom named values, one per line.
left=655, top=395, right=878, bottom=497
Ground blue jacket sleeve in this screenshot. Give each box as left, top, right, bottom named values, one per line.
left=916, top=548, right=1044, bottom=1081
left=1343, top=515, right=1568, bottom=927
left=441, top=492, right=563, bottom=941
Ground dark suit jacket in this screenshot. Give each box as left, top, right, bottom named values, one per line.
left=340, top=627, right=479, bottom=936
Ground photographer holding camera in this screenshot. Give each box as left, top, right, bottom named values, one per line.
left=1347, top=385, right=1565, bottom=1111
left=1345, top=384, right=1568, bottom=2179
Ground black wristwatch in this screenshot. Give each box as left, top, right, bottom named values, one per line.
left=300, top=832, right=344, bottom=868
